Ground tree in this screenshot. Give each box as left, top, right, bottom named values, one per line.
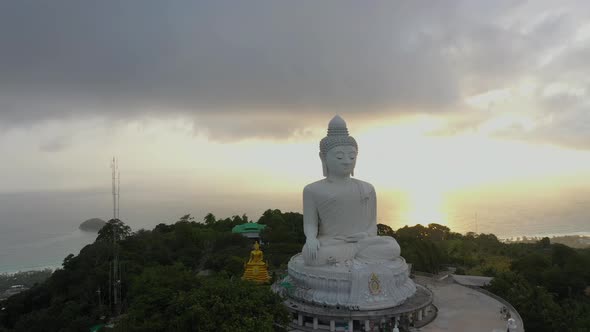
left=538, top=237, right=551, bottom=248
left=257, top=209, right=285, bottom=227
left=413, top=240, right=443, bottom=274
left=96, top=219, right=131, bottom=243
left=396, top=224, right=428, bottom=240
left=62, top=254, right=75, bottom=269
left=427, top=223, right=450, bottom=241
left=154, top=223, right=173, bottom=233
left=377, top=224, right=395, bottom=237
left=552, top=244, right=576, bottom=268
left=511, top=253, right=550, bottom=285
left=204, top=213, right=216, bottom=225
left=177, top=214, right=194, bottom=223
left=486, top=272, right=567, bottom=332
left=6, top=211, right=588, bottom=332
left=119, top=265, right=288, bottom=332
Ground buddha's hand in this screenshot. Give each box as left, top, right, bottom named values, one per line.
left=344, top=232, right=368, bottom=243
left=303, top=238, right=320, bottom=263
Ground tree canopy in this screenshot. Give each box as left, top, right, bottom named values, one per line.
left=96, top=219, right=132, bottom=243
left=1, top=211, right=588, bottom=332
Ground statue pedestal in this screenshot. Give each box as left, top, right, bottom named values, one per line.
left=242, top=262, right=270, bottom=283
left=284, top=254, right=416, bottom=310
left=273, top=254, right=435, bottom=331
left=273, top=275, right=434, bottom=331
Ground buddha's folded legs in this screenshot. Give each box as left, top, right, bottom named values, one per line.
left=303, top=241, right=357, bottom=265
left=304, top=236, right=401, bottom=265
left=355, top=236, right=401, bottom=262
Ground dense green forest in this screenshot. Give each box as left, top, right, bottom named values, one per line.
left=1, top=209, right=589, bottom=331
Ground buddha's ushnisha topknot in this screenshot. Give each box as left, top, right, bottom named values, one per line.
left=320, top=115, right=358, bottom=156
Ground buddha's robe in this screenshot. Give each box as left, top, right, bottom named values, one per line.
left=302, top=178, right=401, bottom=266
left=248, top=249, right=264, bottom=264
left=243, top=246, right=270, bottom=283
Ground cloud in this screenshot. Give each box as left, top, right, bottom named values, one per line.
left=483, top=38, right=590, bottom=149
left=0, top=1, right=589, bottom=145
left=516, top=87, right=590, bottom=149
left=38, top=135, right=70, bottom=153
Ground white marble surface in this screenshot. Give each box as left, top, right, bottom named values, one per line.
left=285, top=115, right=416, bottom=308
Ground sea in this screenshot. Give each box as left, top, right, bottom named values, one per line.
left=0, top=190, right=301, bottom=274
left=1, top=188, right=589, bottom=274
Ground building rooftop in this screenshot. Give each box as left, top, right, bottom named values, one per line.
left=231, top=223, right=266, bottom=234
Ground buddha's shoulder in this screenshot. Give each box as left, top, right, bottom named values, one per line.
left=351, top=178, right=375, bottom=192
left=350, top=178, right=373, bottom=186
left=303, top=178, right=375, bottom=193
left=303, top=179, right=328, bottom=193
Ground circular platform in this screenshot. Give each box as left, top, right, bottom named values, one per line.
left=274, top=283, right=434, bottom=331
left=285, top=254, right=416, bottom=310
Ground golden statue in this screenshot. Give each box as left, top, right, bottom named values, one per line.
left=242, top=241, right=270, bottom=283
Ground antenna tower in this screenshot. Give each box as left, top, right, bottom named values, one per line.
left=111, top=157, right=120, bottom=219
left=109, top=157, right=122, bottom=314
left=117, top=169, right=120, bottom=220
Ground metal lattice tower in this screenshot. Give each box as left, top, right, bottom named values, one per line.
left=109, top=157, right=122, bottom=313
left=111, top=157, right=120, bottom=219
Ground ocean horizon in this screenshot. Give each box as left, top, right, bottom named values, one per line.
left=1, top=189, right=589, bottom=274
left=2, top=229, right=589, bottom=275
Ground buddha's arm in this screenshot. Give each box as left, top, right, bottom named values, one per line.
left=303, top=186, right=320, bottom=262
left=368, top=185, right=377, bottom=236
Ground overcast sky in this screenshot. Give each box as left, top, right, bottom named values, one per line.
left=2, top=1, right=590, bottom=230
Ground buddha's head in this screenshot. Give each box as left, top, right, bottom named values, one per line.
left=253, top=241, right=260, bottom=250
left=319, top=115, right=358, bottom=177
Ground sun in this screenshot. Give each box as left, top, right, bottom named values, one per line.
left=353, top=116, right=590, bottom=231
left=402, top=186, right=448, bottom=227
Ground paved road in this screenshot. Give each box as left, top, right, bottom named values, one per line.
left=415, top=276, right=523, bottom=332
left=288, top=276, right=523, bottom=331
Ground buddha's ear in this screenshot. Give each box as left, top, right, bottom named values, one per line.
left=319, top=152, right=328, bottom=177
left=351, top=148, right=357, bottom=176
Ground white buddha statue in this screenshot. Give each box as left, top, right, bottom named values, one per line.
left=282, top=115, right=416, bottom=310
left=302, top=115, right=401, bottom=266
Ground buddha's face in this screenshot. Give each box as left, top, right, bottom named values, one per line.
left=323, top=145, right=357, bottom=177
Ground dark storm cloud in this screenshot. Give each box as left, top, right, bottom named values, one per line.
left=0, top=2, right=461, bottom=126
left=0, top=1, right=587, bottom=143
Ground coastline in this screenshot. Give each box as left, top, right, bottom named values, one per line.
left=2, top=232, right=588, bottom=276
left=498, top=230, right=590, bottom=240
left=0, top=229, right=97, bottom=275
left=0, top=265, right=59, bottom=276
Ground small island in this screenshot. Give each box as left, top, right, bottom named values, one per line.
left=79, top=218, right=106, bottom=232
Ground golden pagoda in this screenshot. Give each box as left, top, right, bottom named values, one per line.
left=242, top=241, right=271, bottom=283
